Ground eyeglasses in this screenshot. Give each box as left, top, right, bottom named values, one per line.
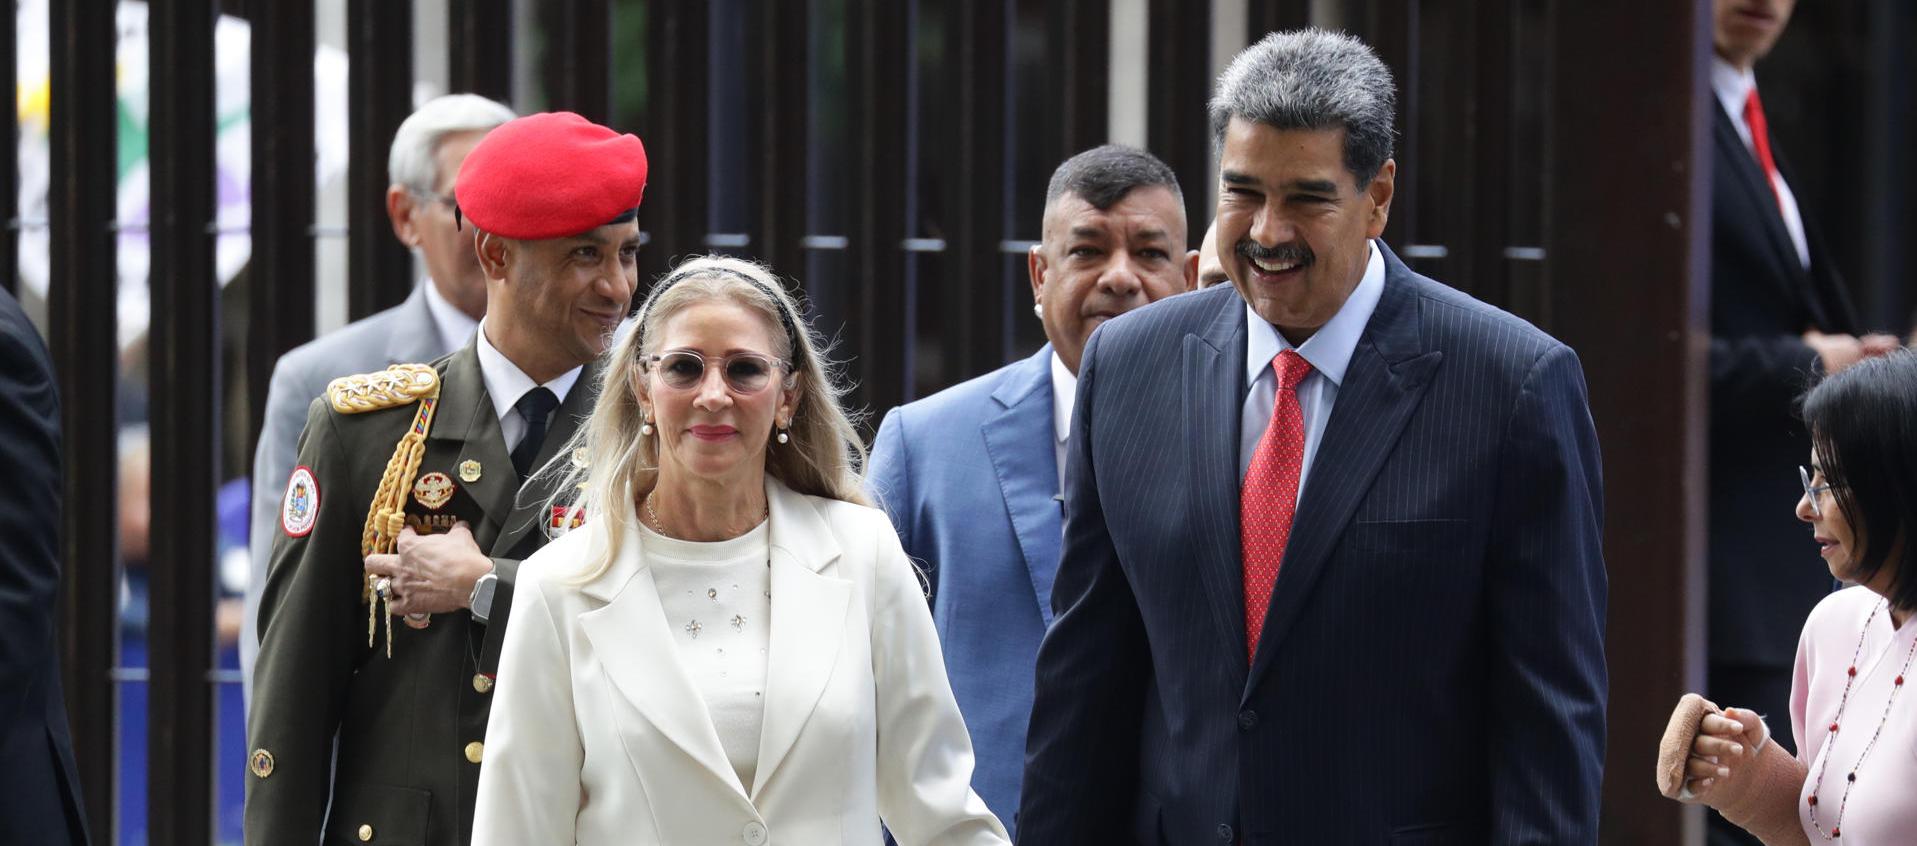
left=408, top=188, right=458, bottom=212
left=1800, top=465, right=1834, bottom=519
left=644, top=350, right=790, bottom=394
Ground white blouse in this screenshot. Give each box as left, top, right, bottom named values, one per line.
left=641, top=520, right=773, bottom=791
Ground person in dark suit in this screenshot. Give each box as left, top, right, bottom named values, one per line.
left=1704, top=2, right=1899, bottom=843
left=0, top=286, right=90, bottom=845
left=866, top=145, right=1194, bottom=839
left=1018, top=30, right=1608, bottom=844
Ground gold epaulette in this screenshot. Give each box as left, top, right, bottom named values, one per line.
left=327, top=364, right=439, bottom=414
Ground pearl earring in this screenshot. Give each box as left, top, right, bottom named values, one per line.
left=776, top=422, right=790, bottom=444
left=1033, top=302, right=1043, bottom=319
left=640, top=414, right=654, bottom=436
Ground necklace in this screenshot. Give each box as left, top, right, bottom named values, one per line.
left=642, top=491, right=768, bottom=540
left=1806, top=599, right=1917, bottom=840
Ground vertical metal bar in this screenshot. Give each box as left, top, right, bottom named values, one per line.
left=0, top=1, right=16, bottom=295
left=948, top=0, right=1009, bottom=379
left=1055, top=0, right=1108, bottom=161
left=1246, top=0, right=1311, bottom=37
left=752, top=0, right=809, bottom=280
left=541, top=0, right=612, bottom=124
left=1147, top=0, right=1214, bottom=237
left=346, top=0, right=414, bottom=320
left=147, top=0, right=218, bottom=839
left=249, top=0, right=318, bottom=465
left=450, top=0, right=514, bottom=103
left=48, top=0, right=119, bottom=838
left=1548, top=1, right=1710, bottom=843
left=848, top=0, right=910, bottom=419
left=638, top=1, right=711, bottom=288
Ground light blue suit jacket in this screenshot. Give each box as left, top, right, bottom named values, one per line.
left=866, top=345, right=1060, bottom=840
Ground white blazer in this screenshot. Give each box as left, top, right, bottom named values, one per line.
left=471, top=478, right=1010, bottom=846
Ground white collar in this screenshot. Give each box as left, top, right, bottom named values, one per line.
left=1049, top=351, right=1076, bottom=445
left=1244, top=239, right=1385, bottom=387
left=1710, top=55, right=1757, bottom=125
left=420, top=278, right=480, bottom=356
left=475, top=319, right=583, bottom=422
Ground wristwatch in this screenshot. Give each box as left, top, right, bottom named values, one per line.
left=468, top=570, right=499, bottom=624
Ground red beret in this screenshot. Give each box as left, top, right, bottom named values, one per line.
left=454, top=112, right=648, bottom=240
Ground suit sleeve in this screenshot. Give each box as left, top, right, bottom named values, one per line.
left=1016, top=329, right=1148, bottom=843
left=245, top=399, right=369, bottom=844
left=866, top=407, right=929, bottom=604
left=242, top=357, right=313, bottom=701
left=1708, top=334, right=1821, bottom=420
left=1486, top=344, right=1608, bottom=844
left=470, top=565, right=581, bottom=845
left=0, top=312, right=62, bottom=727
left=870, top=514, right=1011, bottom=845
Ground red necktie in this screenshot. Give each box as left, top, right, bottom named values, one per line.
left=1241, top=349, right=1311, bottom=663
left=1742, top=88, right=1786, bottom=216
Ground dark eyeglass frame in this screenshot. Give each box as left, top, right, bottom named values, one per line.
left=643, top=350, right=792, bottom=394
left=1799, top=465, right=1834, bottom=519
left=407, top=187, right=459, bottom=212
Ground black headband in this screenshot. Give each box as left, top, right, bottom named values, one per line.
left=635, top=265, right=804, bottom=367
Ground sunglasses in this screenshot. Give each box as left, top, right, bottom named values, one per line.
left=644, top=350, right=790, bottom=394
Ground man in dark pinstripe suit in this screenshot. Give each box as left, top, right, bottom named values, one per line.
left=1019, top=30, right=1607, bottom=845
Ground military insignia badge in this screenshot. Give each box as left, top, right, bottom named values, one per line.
left=281, top=466, right=320, bottom=537
left=548, top=504, right=586, bottom=538
left=458, top=459, right=483, bottom=483
left=412, top=472, right=455, bottom=510
left=250, top=748, right=275, bottom=778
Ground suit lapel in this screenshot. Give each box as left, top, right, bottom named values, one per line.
left=750, top=481, right=851, bottom=799
left=1713, top=104, right=1805, bottom=290
left=385, top=286, right=446, bottom=365
left=578, top=527, right=747, bottom=796
left=979, top=347, right=1065, bottom=626
left=428, top=341, right=517, bottom=548
left=1185, top=297, right=1252, bottom=682
left=493, top=365, right=601, bottom=558
left=1244, top=247, right=1442, bottom=694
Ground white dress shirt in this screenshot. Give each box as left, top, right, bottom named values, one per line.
left=1048, top=352, right=1077, bottom=492
left=421, top=278, right=480, bottom=356
left=1711, top=56, right=1811, bottom=269
left=475, top=320, right=583, bottom=450
left=1238, top=239, right=1386, bottom=503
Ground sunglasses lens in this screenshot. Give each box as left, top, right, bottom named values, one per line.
left=725, top=357, right=773, bottom=393
left=658, top=353, right=705, bottom=389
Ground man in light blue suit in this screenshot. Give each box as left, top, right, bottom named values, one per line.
left=867, top=145, right=1195, bottom=838
left=241, top=94, right=515, bottom=704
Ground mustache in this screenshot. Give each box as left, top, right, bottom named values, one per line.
left=1236, top=240, right=1315, bottom=268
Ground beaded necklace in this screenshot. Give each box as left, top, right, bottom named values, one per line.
left=1805, top=599, right=1917, bottom=840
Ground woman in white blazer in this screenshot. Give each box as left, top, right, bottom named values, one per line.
left=471, top=256, right=1009, bottom=846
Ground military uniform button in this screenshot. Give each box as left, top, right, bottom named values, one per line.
left=473, top=674, right=493, bottom=693
left=465, top=741, right=485, bottom=763
left=358, top=823, right=374, bottom=841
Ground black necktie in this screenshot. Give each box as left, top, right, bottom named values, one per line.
left=510, top=387, right=560, bottom=478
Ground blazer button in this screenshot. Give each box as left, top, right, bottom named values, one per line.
left=473, top=673, right=493, bottom=693
left=1237, top=709, right=1258, bottom=731
left=741, top=820, right=768, bottom=845
left=1216, top=822, right=1235, bottom=842
left=464, top=741, right=484, bottom=763
left=357, top=823, right=374, bottom=841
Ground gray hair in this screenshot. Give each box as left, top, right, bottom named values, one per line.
left=1208, top=29, right=1397, bottom=186
left=386, top=93, right=517, bottom=193
left=1044, top=144, right=1184, bottom=212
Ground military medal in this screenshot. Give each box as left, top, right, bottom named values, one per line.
left=412, top=471, right=455, bottom=510
left=549, top=504, right=586, bottom=538
left=458, top=459, right=483, bottom=482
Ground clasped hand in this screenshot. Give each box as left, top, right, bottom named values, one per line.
left=1683, top=706, right=1767, bottom=800
left=363, top=524, right=493, bottom=616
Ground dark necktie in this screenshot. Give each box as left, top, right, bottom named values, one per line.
left=510, top=387, right=560, bottom=478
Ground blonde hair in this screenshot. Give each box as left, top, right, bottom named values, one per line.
left=545, top=255, right=868, bottom=583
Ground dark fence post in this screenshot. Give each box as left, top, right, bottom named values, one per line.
left=451, top=0, right=515, bottom=103
left=1147, top=0, right=1213, bottom=236
left=248, top=0, right=318, bottom=463
left=48, top=0, right=122, bottom=839
left=346, top=0, right=414, bottom=320
left=638, top=1, right=711, bottom=287
left=848, top=0, right=910, bottom=417
left=541, top=0, right=613, bottom=125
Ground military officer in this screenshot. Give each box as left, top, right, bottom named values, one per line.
left=245, top=112, right=648, bottom=846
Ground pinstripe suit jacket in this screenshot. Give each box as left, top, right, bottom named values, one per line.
left=1019, top=244, right=1608, bottom=845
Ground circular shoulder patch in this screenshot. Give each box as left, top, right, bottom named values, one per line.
left=281, top=466, right=321, bottom=537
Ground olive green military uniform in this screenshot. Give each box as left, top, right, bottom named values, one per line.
left=246, top=339, right=595, bottom=846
